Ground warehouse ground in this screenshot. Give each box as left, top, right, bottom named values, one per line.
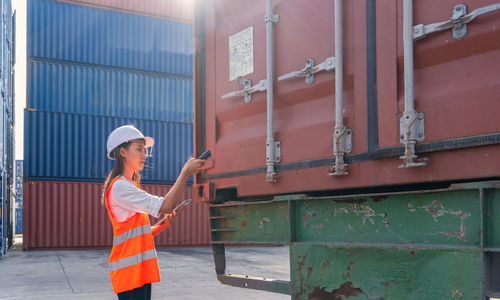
left=0, top=236, right=289, bottom=299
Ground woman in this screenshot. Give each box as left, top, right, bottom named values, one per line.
left=102, top=125, right=204, bottom=299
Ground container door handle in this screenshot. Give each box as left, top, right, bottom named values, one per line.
left=221, top=78, right=267, bottom=103
left=277, top=56, right=335, bottom=85
left=413, top=3, right=500, bottom=40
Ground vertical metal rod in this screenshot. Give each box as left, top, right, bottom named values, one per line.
left=403, top=0, right=415, bottom=112
left=266, top=0, right=274, bottom=142
left=335, top=0, right=343, bottom=128
left=265, top=0, right=279, bottom=182
left=329, top=0, right=350, bottom=176
left=399, top=0, right=427, bottom=168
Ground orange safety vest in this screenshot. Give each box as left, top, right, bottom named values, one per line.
left=104, top=178, right=161, bottom=294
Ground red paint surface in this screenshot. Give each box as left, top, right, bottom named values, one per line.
left=23, top=181, right=209, bottom=250
left=195, top=0, right=500, bottom=198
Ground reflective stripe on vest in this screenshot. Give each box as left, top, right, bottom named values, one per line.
left=104, top=178, right=161, bottom=293
left=113, top=224, right=152, bottom=246
left=109, top=249, right=158, bottom=272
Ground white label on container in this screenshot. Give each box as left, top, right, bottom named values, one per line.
left=229, top=26, right=254, bottom=81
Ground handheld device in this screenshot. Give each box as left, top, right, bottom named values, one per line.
left=154, top=199, right=192, bottom=226
left=173, top=198, right=192, bottom=213
left=198, top=149, right=211, bottom=160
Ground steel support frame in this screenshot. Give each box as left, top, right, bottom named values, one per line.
left=209, top=181, right=500, bottom=299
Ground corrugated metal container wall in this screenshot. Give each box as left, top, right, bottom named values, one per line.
left=28, top=0, right=193, bottom=75
left=24, top=110, right=193, bottom=184
left=61, top=0, right=193, bottom=22
left=0, top=0, right=15, bottom=256
left=15, top=160, right=23, bottom=234
left=144, top=185, right=209, bottom=247
left=14, top=208, right=22, bottom=234
left=193, top=0, right=500, bottom=199
left=24, top=0, right=199, bottom=248
left=28, top=61, right=193, bottom=122
left=23, top=180, right=209, bottom=249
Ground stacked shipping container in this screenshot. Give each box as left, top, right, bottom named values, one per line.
left=14, top=160, right=22, bottom=234
left=0, top=0, right=15, bottom=256
left=24, top=0, right=209, bottom=249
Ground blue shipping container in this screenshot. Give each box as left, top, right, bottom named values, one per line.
left=15, top=160, right=22, bottom=234
left=28, top=0, right=193, bottom=75
left=24, top=110, right=193, bottom=184
left=15, top=208, right=21, bottom=234
left=15, top=160, right=22, bottom=196
left=1, top=0, right=15, bottom=256
left=28, top=61, right=193, bottom=122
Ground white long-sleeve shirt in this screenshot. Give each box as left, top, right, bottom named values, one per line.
left=108, top=176, right=164, bottom=222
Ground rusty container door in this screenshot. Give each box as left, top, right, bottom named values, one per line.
left=195, top=0, right=500, bottom=299
left=194, top=0, right=500, bottom=200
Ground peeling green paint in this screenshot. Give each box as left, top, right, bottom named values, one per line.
left=209, top=181, right=500, bottom=298
left=291, top=244, right=482, bottom=299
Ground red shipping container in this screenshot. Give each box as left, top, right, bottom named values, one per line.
left=23, top=180, right=209, bottom=250
left=59, top=0, right=193, bottom=22
left=193, top=0, right=500, bottom=200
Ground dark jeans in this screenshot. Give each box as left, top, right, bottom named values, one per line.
left=117, top=283, right=152, bottom=300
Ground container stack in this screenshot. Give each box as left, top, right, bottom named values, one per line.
left=0, top=0, right=15, bottom=256
left=24, top=0, right=209, bottom=250
left=14, top=160, right=22, bottom=234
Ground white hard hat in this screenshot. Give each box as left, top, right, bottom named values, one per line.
left=106, top=125, right=155, bottom=160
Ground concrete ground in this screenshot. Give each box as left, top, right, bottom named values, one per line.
left=0, top=236, right=290, bottom=299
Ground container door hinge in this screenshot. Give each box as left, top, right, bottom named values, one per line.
left=266, top=141, right=281, bottom=183
left=278, top=57, right=335, bottom=85
left=328, top=127, right=352, bottom=176
left=399, top=111, right=428, bottom=168
left=413, top=3, right=500, bottom=40
left=265, top=13, right=280, bottom=24
left=221, top=77, right=267, bottom=103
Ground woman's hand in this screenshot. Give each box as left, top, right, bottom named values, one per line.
left=165, top=212, right=176, bottom=225
left=181, top=158, right=205, bottom=176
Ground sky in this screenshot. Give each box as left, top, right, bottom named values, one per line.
left=12, top=0, right=26, bottom=160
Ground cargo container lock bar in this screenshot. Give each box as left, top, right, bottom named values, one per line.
left=400, top=1, right=500, bottom=169
left=413, top=3, right=500, bottom=41
left=277, top=57, right=335, bottom=85
left=400, top=0, right=428, bottom=169
left=220, top=0, right=281, bottom=183
left=277, top=0, right=352, bottom=177
left=221, top=78, right=267, bottom=103
left=328, top=0, right=352, bottom=176
left=265, top=0, right=281, bottom=183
